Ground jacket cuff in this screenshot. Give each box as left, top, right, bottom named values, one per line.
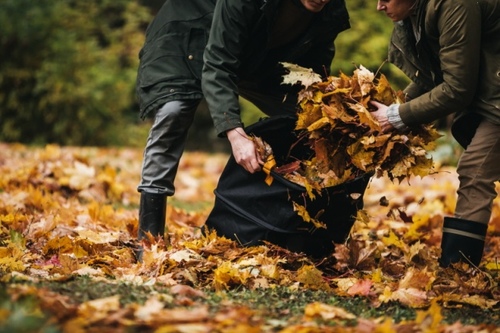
left=215, top=119, right=244, bottom=137
left=387, top=104, right=408, bottom=131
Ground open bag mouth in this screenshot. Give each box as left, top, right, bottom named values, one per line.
left=204, top=115, right=373, bottom=258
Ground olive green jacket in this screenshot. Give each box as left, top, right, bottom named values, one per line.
left=202, top=0, right=350, bottom=136
left=136, top=0, right=216, bottom=119
left=388, top=0, right=500, bottom=147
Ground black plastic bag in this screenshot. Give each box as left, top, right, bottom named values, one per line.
left=204, top=115, right=372, bottom=258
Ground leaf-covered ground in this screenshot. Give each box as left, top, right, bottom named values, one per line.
left=0, top=142, right=499, bottom=332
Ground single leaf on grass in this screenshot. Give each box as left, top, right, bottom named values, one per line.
left=304, top=302, right=356, bottom=320
left=347, top=279, right=373, bottom=296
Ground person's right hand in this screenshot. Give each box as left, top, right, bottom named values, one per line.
left=370, top=100, right=395, bottom=133
left=226, top=127, right=263, bottom=173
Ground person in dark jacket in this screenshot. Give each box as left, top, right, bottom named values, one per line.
left=202, top=0, right=350, bottom=174
left=371, top=0, right=500, bottom=267
left=135, top=0, right=350, bottom=261
left=134, top=0, right=216, bottom=261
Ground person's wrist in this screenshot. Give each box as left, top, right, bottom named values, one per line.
left=226, top=127, right=245, bottom=141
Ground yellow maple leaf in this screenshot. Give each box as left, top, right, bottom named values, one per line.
left=381, top=230, right=407, bottom=251
left=410, top=156, right=434, bottom=178
left=43, top=236, right=77, bottom=255
left=373, top=74, right=397, bottom=106
left=296, top=264, right=330, bottom=291
left=306, top=116, right=331, bottom=132
left=0, top=254, right=25, bottom=272
left=292, top=202, right=326, bottom=229
left=347, top=102, right=380, bottom=131
left=296, top=102, right=322, bottom=130
left=414, top=299, right=443, bottom=332
left=348, top=144, right=376, bottom=172
left=212, top=261, right=250, bottom=291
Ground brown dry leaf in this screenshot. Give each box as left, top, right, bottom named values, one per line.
left=78, top=295, right=121, bottom=324
left=170, top=284, right=206, bottom=299
left=440, top=294, right=499, bottom=309
left=303, top=302, right=356, bottom=320
left=355, top=65, right=375, bottom=96
left=388, top=287, right=429, bottom=308
left=148, top=306, right=210, bottom=326
left=134, top=296, right=166, bottom=322
left=346, top=279, right=373, bottom=296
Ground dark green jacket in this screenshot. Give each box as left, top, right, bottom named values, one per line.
left=388, top=0, right=500, bottom=147
left=202, top=0, right=350, bottom=136
left=136, top=0, right=216, bottom=119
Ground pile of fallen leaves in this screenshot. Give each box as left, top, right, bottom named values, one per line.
left=273, top=64, right=441, bottom=194
left=0, top=143, right=499, bottom=332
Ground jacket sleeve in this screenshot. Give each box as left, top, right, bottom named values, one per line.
left=403, top=82, right=426, bottom=101
left=399, top=0, right=482, bottom=126
left=202, top=0, right=257, bottom=136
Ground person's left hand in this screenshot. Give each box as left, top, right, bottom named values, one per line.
left=370, top=101, right=394, bottom=133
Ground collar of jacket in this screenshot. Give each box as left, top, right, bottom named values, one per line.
left=406, top=0, right=442, bottom=85
left=412, top=0, right=429, bottom=43
left=390, top=21, right=435, bottom=90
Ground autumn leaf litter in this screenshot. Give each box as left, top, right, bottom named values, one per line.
left=0, top=66, right=499, bottom=332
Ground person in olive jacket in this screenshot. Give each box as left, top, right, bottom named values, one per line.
left=135, top=0, right=350, bottom=261
left=371, top=0, right=500, bottom=267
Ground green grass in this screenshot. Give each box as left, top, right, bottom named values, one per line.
left=2, top=276, right=499, bottom=332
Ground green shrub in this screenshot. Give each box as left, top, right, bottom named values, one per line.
left=0, top=0, right=151, bottom=146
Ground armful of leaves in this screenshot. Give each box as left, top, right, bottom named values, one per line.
left=276, top=62, right=441, bottom=191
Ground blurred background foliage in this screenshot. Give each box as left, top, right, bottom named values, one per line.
left=0, top=0, right=151, bottom=147
left=2, top=0, right=453, bottom=154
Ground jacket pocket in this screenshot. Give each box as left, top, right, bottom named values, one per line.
left=186, top=28, right=207, bottom=80
left=137, top=28, right=208, bottom=89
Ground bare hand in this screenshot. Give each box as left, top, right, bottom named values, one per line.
left=370, top=101, right=394, bottom=133
left=226, top=127, right=263, bottom=173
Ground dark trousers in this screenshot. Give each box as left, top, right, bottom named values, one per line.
left=455, top=119, right=500, bottom=225
left=138, top=99, right=200, bottom=195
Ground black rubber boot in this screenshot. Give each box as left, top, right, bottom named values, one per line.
left=439, top=217, right=488, bottom=267
left=136, top=192, right=167, bottom=262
